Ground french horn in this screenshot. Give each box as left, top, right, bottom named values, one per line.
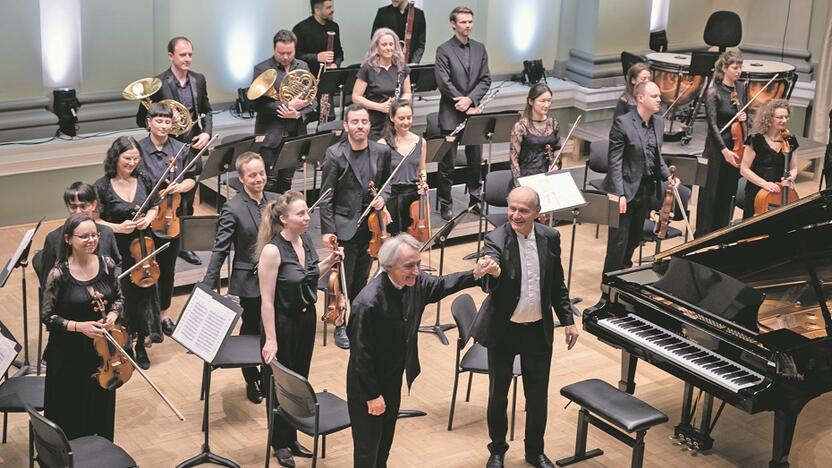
left=123, top=77, right=194, bottom=137
left=247, top=68, right=318, bottom=103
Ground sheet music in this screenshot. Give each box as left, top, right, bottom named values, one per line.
left=519, top=172, right=587, bottom=213
left=172, top=286, right=238, bottom=363
left=0, top=323, right=21, bottom=376
left=1, top=227, right=37, bottom=287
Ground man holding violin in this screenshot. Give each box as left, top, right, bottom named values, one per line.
left=138, top=102, right=198, bottom=338
left=202, top=152, right=277, bottom=404
left=319, top=104, right=392, bottom=349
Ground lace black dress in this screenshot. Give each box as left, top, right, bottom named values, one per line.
left=742, top=132, right=799, bottom=219
left=509, top=118, right=560, bottom=184
left=41, top=256, right=123, bottom=441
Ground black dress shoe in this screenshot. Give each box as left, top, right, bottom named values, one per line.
left=334, top=325, right=350, bottom=349
left=161, top=318, right=175, bottom=337
left=179, top=250, right=202, bottom=265
left=274, top=448, right=295, bottom=468
left=486, top=453, right=504, bottom=468
left=440, top=206, right=454, bottom=221
left=134, top=346, right=150, bottom=370
left=288, top=440, right=313, bottom=458
left=525, top=453, right=555, bottom=468
left=246, top=382, right=263, bottom=404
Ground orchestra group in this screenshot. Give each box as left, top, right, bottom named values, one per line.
left=30, top=2, right=808, bottom=468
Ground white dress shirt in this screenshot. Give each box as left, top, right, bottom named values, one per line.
left=510, top=229, right=543, bottom=323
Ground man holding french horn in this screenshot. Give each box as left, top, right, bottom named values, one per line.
left=250, top=30, right=318, bottom=194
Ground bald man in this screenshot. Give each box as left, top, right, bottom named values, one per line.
left=473, top=186, right=579, bottom=468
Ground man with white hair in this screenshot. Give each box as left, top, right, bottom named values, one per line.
left=346, top=233, right=498, bottom=467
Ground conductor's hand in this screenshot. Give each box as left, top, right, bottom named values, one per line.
left=474, top=255, right=500, bottom=279
left=454, top=96, right=473, bottom=112
left=618, top=196, right=627, bottom=215
left=564, top=324, right=579, bottom=350
left=77, top=320, right=107, bottom=339
left=370, top=195, right=385, bottom=211
left=367, top=395, right=386, bottom=416
left=262, top=339, right=277, bottom=364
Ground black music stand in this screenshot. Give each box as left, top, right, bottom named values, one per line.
left=316, top=69, right=350, bottom=128
left=338, top=65, right=361, bottom=120
left=174, top=284, right=247, bottom=468
left=409, top=64, right=438, bottom=97
left=425, top=136, right=458, bottom=211
left=272, top=131, right=338, bottom=200
left=682, top=51, right=721, bottom=142
left=459, top=111, right=519, bottom=260
left=0, top=219, right=44, bottom=375
left=620, top=52, right=644, bottom=76
left=180, top=216, right=223, bottom=293
left=417, top=207, right=473, bottom=345
left=201, top=135, right=256, bottom=212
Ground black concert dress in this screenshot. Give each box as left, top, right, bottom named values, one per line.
left=357, top=62, right=410, bottom=139
left=742, top=132, right=799, bottom=219
left=387, top=137, right=423, bottom=235
left=509, top=117, right=560, bottom=184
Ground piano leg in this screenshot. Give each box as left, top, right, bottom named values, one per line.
left=619, top=351, right=638, bottom=394
left=769, top=406, right=803, bottom=468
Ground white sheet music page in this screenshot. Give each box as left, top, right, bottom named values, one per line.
left=518, top=172, right=586, bottom=213
left=172, top=287, right=237, bottom=363
left=0, top=325, right=20, bottom=376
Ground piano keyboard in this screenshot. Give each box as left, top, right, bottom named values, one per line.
left=598, top=314, right=765, bottom=393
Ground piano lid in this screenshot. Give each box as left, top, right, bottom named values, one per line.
left=655, top=189, right=832, bottom=261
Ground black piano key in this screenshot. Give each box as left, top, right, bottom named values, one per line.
left=733, top=375, right=759, bottom=386
left=686, top=351, right=708, bottom=359
left=626, top=324, right=652, bottom=332
left=714, top=366, right=740, bottom=376
left=679, top=347, right=702, bottom=356
left=729, top=373, right=751, bottom=383
left=636, top=329, right=661, bottom=337
left=647, top=334, right=670, bottom=342
left=693, top=356, right=718, bottom=365
left=655, top=338, right=678, bottom=346
left=666, top=342, right=688, bottom=350
left=723, top=370, right=747, bottom=379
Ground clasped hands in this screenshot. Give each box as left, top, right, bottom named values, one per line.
left=474, top=255, right=500, bottom=279
left=277, top=97, right=310, bottom=119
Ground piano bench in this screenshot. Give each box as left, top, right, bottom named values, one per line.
left=556, top=379, right=668, bottom=468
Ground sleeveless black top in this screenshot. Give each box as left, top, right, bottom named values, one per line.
left=390, top=138, right=423, bottom=186
left=271, top=233, right=319, bottom=315
left=511, top=118, right=560, bottom=178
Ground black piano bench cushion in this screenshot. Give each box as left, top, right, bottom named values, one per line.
left=560, top=379, right=668, bottom=433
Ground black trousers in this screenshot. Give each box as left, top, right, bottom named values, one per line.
left=437, top=138, right=482, bottom=208
left=602, top=183, right=653, bottom=273
left=387, top=185, right=419, bottom=235
left=487, top=321, right=552, bottom=456
left=151, top=234, right=181, bottom=311
left=264, top=307, right=316, bottom=448
left=260, top=146, right=297, bottom=194
left=695, top=152, right=739, bottom=237
left=342, top=235, right=373, bottom=303
left=239, top=296, right=263, bottom=384
left=348, top=386, right=402, bottom=468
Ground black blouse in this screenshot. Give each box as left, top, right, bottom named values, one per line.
left=747, top=132, right=800, bottom=183
left=705, top=81, right=746, bottom=151
left=41, top=256, right=124, bottom=332
left=271, top=233, right=320, bottom=315
left=357, top=62, right=410, bottom=135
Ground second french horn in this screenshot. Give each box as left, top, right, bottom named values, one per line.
left=247, top=68, right=319, bottom=103
left=123, top=77, right=194, bottom=137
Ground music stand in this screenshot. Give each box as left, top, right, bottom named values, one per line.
left=201, top=135, right=256, bottom=212
left=338, top=65, right=361, bottom=120
left=316, top=69, right=350, bottom=128
left=682, top=51, right=721, bottom=142
left=459, top=111, right=520, bottom=260
left=173, top=283, right=246, bottom=468
left=620, top=52, right=645, bottom=76
left=417, top=206, right=473, bottom=345
left=425, top=136, right=457, bottom=210
left=180, top=216, right=224, bottom=293
left=0, top=219, right=44, bottom=374
left=271, top=132, right=338, bottom=199
left=409, top=64, right=438, bottom=97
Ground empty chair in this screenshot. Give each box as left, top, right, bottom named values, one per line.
left=704, top=11, right=742, bottom=52
left=584, top=140, right=609, bottom=193
left=483, top=170, right=513, bottom=229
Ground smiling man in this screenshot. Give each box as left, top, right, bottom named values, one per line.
left=346, top=233, right=498, bottom=467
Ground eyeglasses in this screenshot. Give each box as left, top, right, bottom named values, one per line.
left=66, top=202, right=91, bottom=210
left=73, top=233, right=100, bottom=241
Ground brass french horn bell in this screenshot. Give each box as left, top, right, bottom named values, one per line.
left=123, top=77, right=194, bottom=137
left=247, top=68, right=318, bottom=102
left=247, top=69, right=279, bottom=101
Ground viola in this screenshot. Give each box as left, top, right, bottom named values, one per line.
left=89, top=288, right=134, bottom=391
left=130, top=206, right=160, bottom=288
left=407, top=173, right=431, bottom=243
left=656, top=165, right=677, bottom=239
left=151, top=155, right=181, bottom=238
left=753, top=129, right=800, bottom=214
left=323, top=236, right=349, bottom=325
left=367, top=181, right=389, bottom=258
left=729, top=90, right=748, bottom=163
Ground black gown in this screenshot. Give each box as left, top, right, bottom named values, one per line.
left=743, top=132, right=799, bottom=219
left=94, top=175, right=162, bottom=341
left=41, top=256, right=123, bottom=441
left=509, top=118, right=560, bottom=184
left=357, top=62, right=410, bottom=140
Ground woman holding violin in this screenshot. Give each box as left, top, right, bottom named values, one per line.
left=41, top=213, right=124, bottom=441
left=256, top=190, right=343, bottom=466
left=95, top=136, right=161, bottom=369
left=379, top=99, right=428, bottom=236
left=509, top=82, right=561, bottom=186
left=740, top=99, right=799, bottom=219
left=695, top=50, right=747, bottom=237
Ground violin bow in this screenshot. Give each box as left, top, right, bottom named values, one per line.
left=720, top=74, right=780, bottom=133
left=308, top=188, right=333, bottom=213
left=131, top=142, right=191, bottom=221
left=671, top=185, right=694, bottom=235
left=117, top=242, right=171, bottom=280
left=165, top=133, right=220, bottom=187
left=355, top=143, right=419, bottom=227
left=549, top=115, right=582, bottom=171
left=661, top=79, right=698, bottom=118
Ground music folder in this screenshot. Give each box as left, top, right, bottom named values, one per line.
left=518, top=171, right=588, bottom=214
left=0, top=320, right=22, bottom=376
left=172, top=283, right=242, bottom=364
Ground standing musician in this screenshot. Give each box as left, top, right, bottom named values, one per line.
left=371, top=0, right=427, bottom=64
left=94, top=137, right=161, bottom=370
left=472, top=187, right=579, bottom=468
left=135, top=36, right=212, bottom=266
left=347, top=233, right=498, bottom=467
left=319, top=104, right=392, bottom=349
left=38, top=182, right=121, bottom=288
left=614, top=62, right=652, bottom=120
left=509, top=83, right=560, bottom=186
left=600, top=81, right=679, bottom=277
left=353, top=27, right=413, bottom=140
left=379, top=99, right=427, bottom=235
left=137, top=103, right=197, bottom=342
left=292, top=0, right=344, bottom=76
left=695, top=50, right=747, bottom=236
left=41, top=213, right=124, bottom=441
left=435, top=5, right=492, bottom=221
left=201, top=152, right=277, bottom=405
left=739, top=99, right=799, bottom=219
left=257, top=191, right=344, bottom=468
left=252, top=30, right=317, bottom=194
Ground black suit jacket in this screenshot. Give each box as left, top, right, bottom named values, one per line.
left=371, top=4, right=426, bottom=64
left=135, top=68, right=213, bottom=137
left=292, top=16, right=344, bottom=75
left=473, top=223, right=574, bottom=349
left=346, top=271, right=478, bottom=401
left=434, top=36, right=491, bottom=132
left=602, top=110, right=671, bottom=201
left=37, top=224, right=120, bottom=288
left=202, top=190, right=277, bottom=298
left=319, top=139, right=392, bottom=242
left=251, top=57, right=317, bottom=149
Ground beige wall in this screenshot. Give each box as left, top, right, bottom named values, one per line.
left=0, top=1, right=45, bottom=101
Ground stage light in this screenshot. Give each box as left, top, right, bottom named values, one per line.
left=40, top=0, right=81, bottom=87
left=226, top=26, right=256, bottom=84
left=510, top=2, right=537, bottom=55
left=523, top=59, right=546, bottom=85
left=52, top=88, right=80, bottom=137
left=234, top=88, right=254, bottom=119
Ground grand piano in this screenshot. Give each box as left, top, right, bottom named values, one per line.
left=585, top=190, right=832, bottom=467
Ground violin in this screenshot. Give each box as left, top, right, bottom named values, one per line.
left=89, top=288, right=134, bottom=391
left=151, top=155, right=181, bottom=238
left=129, top=207, right=160, bottom=288
left=323, top=236, right=349, bottom=325
left=367, top=181, right=389, bottom=258
left=753, top=129, right=799, bottom=214
left=729, top=90, right=748, bottom=164
left=407, top=173, right=431, bottom=243
left=656, top=165, right=677, bottom=239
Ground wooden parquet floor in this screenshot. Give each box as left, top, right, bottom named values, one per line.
left=1, top=178, right=830, bottom=467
